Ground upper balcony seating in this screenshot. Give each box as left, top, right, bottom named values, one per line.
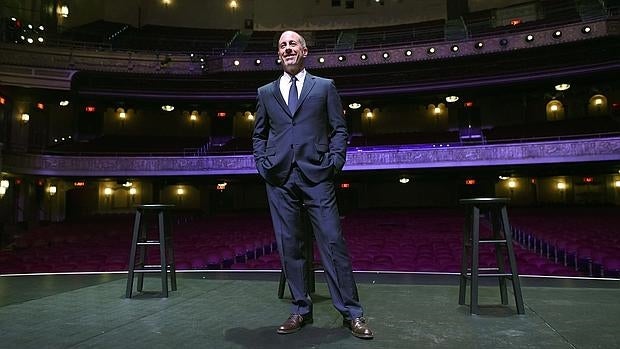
left=484, top=116, right=620, bottom=143
left=114, top=25, right=237, bottom=52
left=46, top=135, right=207, bottom=155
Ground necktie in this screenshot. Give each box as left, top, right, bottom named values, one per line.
left=288, top=76, right=298, bottom=114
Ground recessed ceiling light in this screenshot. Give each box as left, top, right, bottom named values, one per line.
left=555, top=83, right=570, bottom=91
left=475, top=42, right=484, bottom=49
left=161, top=105, right=175, bottom=111
left=348, top=102, right=361, bottom=109
left=445, top=95, right=459, bottom=103
left=427, top=47, right=436, bottom=54
left=404, top=49, right=412, bottom=56
left=59, top=100, right=69, bottom=106
left=360, top=53, right=368, bottom=60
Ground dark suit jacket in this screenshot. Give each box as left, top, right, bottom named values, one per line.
left=252, top=72, right=348, bottom=186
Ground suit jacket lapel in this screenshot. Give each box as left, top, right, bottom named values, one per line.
left=296, top=73, right=316, bottom=115
left=270, top=79, right=291, bottom=117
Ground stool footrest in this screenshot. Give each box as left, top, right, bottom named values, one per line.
left=133, top=268, right=173, bottom=273
left=479, top=239, right=507, bottom=244
left=137, top=241, right=161, bottom=245
left=464, top=272, right=513, bottom=277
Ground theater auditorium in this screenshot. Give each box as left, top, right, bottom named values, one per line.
left=1, top=0, right=619, bottom=347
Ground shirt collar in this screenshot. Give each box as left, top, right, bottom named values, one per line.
left=283, top=69, right=306, bottom=83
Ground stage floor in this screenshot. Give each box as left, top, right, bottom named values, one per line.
left=0, top=271, right=618, bottom=348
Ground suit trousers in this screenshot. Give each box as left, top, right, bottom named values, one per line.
left=265, top=165, right=363, bottom=320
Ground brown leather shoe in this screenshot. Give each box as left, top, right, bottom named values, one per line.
left=277, top=313, right=313, bottom=334
left=343, top=317, right=374, bottom=339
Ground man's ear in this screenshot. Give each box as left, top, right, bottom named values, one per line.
left=302, top=47, right=308, bottom=57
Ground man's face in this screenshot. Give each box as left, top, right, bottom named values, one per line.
left=278, top=31, right=307, bottom=74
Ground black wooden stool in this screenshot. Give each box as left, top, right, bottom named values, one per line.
left=126, top=204, right=177, bottom=298
left=458, top=198, right=525, bottom=314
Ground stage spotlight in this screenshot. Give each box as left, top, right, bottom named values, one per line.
left=451, top=45, right=459, bottom=52
left=499, top=38, right=509, bottom=47
left=360, top=53, right=368, bottom=60
left=338, top=55, right=346, bottom=62
left=552, top=30, right=562, bottom=38
left=581, top=26, right=591, bottom=34
left=525, top=34, right=534, bottom=42
left=475, top=42, right=484, bottom=49
left=427, top=47, right=436, bottom=54
left=404, top=49, right=412, bottom=56
left=382, top=52, right=390, bottom=60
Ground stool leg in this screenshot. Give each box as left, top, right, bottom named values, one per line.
left=278, top=271, right=286, bottom=299
left=137, top=219, right=148, bottom=292
left=492, top=207, right=508, bottom=305
left=501, top=206, right=525, bottom=314
left=470, top=206, right=480, bottom=315
left=166, top=212, right=177, bottom=291
left=159, top=210, right=169, bottom=298
left=459, top=208, right=471, bottom=306
left=125, top=210, right=142, bottom=298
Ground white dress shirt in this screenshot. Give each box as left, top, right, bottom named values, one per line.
left=279, top=69, right=306, bottom=106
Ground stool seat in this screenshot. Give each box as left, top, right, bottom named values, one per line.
left=125, top=204, right=177, bottom=298
left=458, top=197, right=525, bottom=314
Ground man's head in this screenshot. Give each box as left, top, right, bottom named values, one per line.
left=278, top=30, right=308, bottom=75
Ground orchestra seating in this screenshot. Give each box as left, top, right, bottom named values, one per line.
left=1, top=208, right=601, bottom=277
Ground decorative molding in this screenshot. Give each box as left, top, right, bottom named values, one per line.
left=3, top=137, right=620, bottom=177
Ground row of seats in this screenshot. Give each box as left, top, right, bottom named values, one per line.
left=511, top=207, right=620, bottom=277
left=1, top=208, right=601, bottom=277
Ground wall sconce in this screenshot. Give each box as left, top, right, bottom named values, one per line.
left=129, top=187, right=137, bottom=196
left=49, top=185, right=57, bottom=196
left=189, top=110, right=199, bottom=125
left=556, top=182, right=566, bottom=190
left=0, top=180, right=8, bottom=198
left=244, top=111, right=254, bottom=121
left=104, top=187, right=113, bottom=196
left=614, top=180, right=620, bottom=188
left=508, top=180, right=517, bottom=189
left=229, top=0, right=238, bottom=11
left=117, top=107, right=126, bottom=119
left=546, top=100, right=564, bottom=120
left=176, top=187, right=185, bottom=196
left=58, top=5, right=69, bottom=17
left=21, top=113, right=30, bottom=124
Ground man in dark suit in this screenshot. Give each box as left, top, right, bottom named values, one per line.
left=252, top=30, right=373, bottom=339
